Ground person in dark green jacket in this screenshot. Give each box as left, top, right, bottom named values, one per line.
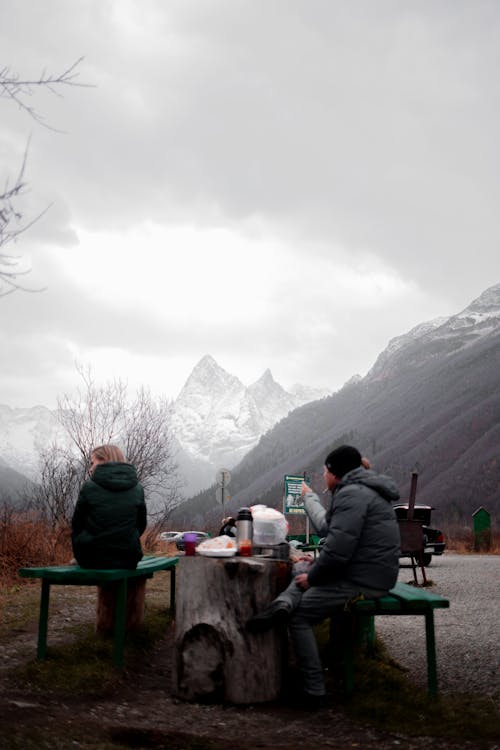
left=71, top=444, right=147, bottom=569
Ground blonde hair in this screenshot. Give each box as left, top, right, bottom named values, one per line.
left=91, top=444, right=126, bottom=463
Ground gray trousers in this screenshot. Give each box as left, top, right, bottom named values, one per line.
left=276, top=579, right=385, bottom=696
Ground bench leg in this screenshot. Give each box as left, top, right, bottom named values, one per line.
left=343, top=614, right=375, bottom=693
left=330, top=613, right=371, bottom=695
left=112, top=578, right=128, bottom=669
left=170, top=567, right=176, bottom=613
left=37, top=579, right=51, bottom=660
left=343, top=643, right=355, bottom=695
left=362, top=614, right=376, bottom=654
left=425, top=610, right=438, bottom=696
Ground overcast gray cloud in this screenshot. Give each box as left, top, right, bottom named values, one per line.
left=1, top=0, right=499, bottom=407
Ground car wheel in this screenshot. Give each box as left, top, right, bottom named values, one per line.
left=422, top=553, right=432, bottom=567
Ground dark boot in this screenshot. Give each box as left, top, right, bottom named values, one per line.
left=246, top=601, right=291, bottom=632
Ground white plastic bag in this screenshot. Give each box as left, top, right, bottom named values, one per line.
left=250, top=505, right=288, bottom=546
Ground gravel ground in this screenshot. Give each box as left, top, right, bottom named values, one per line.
left=376, top=554, right=499, bottom=696
left=0, top=554, right=498, bottom=749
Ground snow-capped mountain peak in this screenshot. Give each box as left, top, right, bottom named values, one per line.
left=465, top=282, right=500, bottom=316
left=447, top=283, right=500, bottom=334
left=367, top=283, right=500, bottom=381
left=0, top=404, right=68, bottom=480
left=248, top=369, right=296, bottom=426
left=251, top=368, right=275, bottom=387
left=172, top=357, right=329, bottom=474
left=179, top=354, right=244, bottom=404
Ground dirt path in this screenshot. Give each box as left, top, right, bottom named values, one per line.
left=0, top=571, right=497, bottom=750
left=0, top=629, right=484, bottom=750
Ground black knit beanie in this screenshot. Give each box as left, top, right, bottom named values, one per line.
left=325, top=445, right=362, bottom=478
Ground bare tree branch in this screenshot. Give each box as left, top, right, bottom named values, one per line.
left=0, top=57, right=91, bottom=131
left=0, top=142, right=50, bottom=295
left=1, top=58, right=91, bottom=294
left=31, top=444, right=83, bottom=528
left=43, top=364, right=183, bottom=533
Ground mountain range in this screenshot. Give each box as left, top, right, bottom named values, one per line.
left=174, top=283, right=500, bottom=531
left=172, top=355, right=329, bottom=495
left=0, top=358, right=329, bottom=500
left=2, top=283, right=499, bottom=524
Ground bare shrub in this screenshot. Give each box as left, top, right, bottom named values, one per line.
left=0, top=504, right=72, bottom=585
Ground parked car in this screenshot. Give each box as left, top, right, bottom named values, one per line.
left=174, top=531, right=210, bottom=551
left=158, top=531, right=181, bottom=542
left=393, top=504, right=446, bottom=566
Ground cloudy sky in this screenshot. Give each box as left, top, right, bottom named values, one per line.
left=1, top=0, right=499, bottom=409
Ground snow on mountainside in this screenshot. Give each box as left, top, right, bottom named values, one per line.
left=171, top=355, right=330, bottom=472
left=0, top=405, right=66, bottom=481
left=289, top=382, right=333, bottom=403
left=367, top=283, right=500, bottom=381
left=0, top=358, right=329, bottom=495
left=248, top=369, right=297, bottom=432
left=4, top=285, right=498, bottom=497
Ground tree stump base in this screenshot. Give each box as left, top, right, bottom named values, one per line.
left=173, top=556, right=291, bottom=704
left=96, top=578, right=146, bottom=635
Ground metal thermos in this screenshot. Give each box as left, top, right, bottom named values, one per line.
left=236, top=507, right=253, bottom=556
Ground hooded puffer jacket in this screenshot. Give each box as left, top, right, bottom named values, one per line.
left=71, top=462, right=147, bottom=569
left=304, top=466, right=400, bottom=591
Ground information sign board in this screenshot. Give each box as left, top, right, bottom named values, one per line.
left=283, top=474, right=306, bottom=515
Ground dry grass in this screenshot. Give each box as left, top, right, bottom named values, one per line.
left=0, top=510, right=73, bottom=588
left=0, top=512, right=72, bottom=632
left=442, top=524, right=499, bottom=554
left=0, top=515, right=178, bottom=611
left=0, top=512, right=176, bottom=578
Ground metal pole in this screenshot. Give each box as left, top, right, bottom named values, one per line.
left=37, top=579, right=51, bottom=660
left=304, top=472, right=309, bottom=542
left=408, top=471, right=418, bottom=520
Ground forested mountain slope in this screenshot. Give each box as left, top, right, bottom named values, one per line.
left=175, top=293, right=500, bottom=530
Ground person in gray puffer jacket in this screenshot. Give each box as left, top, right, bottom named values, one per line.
left=247, top=445, right=400, bottom=709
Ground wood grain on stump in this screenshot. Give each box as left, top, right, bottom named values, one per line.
left=96, top=578, right=146, bottom=635
left=173, top=555, right=291, bottom=704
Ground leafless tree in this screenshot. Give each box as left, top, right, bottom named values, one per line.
left=31, top=444, right=82, bottom=528
left=57, top=364, right=128, bottom=468
left=1, top=58, right=90, bottom=294
left=55, top=364, right=182, bottom=538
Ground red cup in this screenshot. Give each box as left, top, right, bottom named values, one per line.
left=183, top=533, right=197, bottom=556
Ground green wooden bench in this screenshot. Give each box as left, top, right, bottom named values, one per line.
left=18, top=555, right=179, bottom=669
left=288, top=533, right=321, bottom=546
left=288, top=534, right=322, bottom=557
left=336, top=581, right=450, bottom=696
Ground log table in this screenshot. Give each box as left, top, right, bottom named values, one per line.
left=173, top=554, right=291, bottom=704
